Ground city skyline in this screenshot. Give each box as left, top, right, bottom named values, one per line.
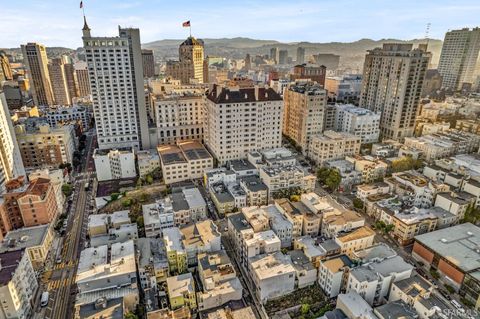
left=1, top=0, right=480, bottom=48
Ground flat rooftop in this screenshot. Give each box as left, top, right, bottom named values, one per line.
left=374, top=300, right=417, bottom=319
left=180, top=220, right=220, bottom=247
left=167, top=273, right=194, bottom=298
left=0, top=224, right=50, bottom=252
left=78, top=297, right=124, bottom=319
left=0, top=249, right=25, bottom=285
left=249, top=252, right=296, bottom=280
left=336, top=226, right=375, bottom=243
left=163, top=227, right=185, bottom=253
left=414, top=223, right=480, bottom=273
left=322, top=254, right=353, bottom=273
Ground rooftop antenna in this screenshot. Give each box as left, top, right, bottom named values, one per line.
left=425, top=22, right=431, bottom=50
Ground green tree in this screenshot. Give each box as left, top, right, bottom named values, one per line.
left=146, top=174, right=154, bottom=184
left=384, top=224, right=395, bottom=234
left=325, top=168, right=342, bottom=191
left=300, top=303, right=310, bottom=315
left=316, top=167, right=331, bottom=184
left=124, top=312, right=138, bottom=319
left=353, top=198, right=364, bottom=210
left=391, top=156, right=416, bottom=172
left=136, top=216, right=144, bottom=229
left=290, top=194, right=300, bottom=202
left=62, top=184, right=73, bottom=197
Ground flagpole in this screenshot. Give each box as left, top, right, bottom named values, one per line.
left=189, top=24, right=192, bottom=38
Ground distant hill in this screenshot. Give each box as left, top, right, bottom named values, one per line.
left=143, top=37, right=443, bottom=70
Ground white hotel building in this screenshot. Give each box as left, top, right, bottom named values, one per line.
left=82, top=21, right=149, bottom=150
left=205, top=85, right=283, bottom=164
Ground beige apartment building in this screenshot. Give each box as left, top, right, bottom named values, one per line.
left=205, top=85, right=283, bottom=164
left=283, top=82, right=326, bottom=152
left=307, top=130, right=361, bottom=165
left=21, top=42, right=55, bottom=106
left=152, top=93, right=204, bottom=145
left=158, top=140, right=213, bottom=185
left=166, top=37, right=204, bottom=84
left=74, top=61, right=91, bottom=97
left=360, top=44, right=430, bottom=140
left=15, top=122, right=76, bottom=169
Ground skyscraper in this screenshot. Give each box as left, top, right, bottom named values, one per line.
left=63, top=61, right=79, bottom=102
left=74, top=61, right=90, bottom=97
left=278, top=50, right=288, bottom=65
left=296, top=47, right=305, bottom=64
left=438, top=27, right=480, bottom=91
left=360, top=43, right=430, bottom=140
left=141, top=49, right=155, bottom=78
left=244, top=53, right=251, bottom=70
left=48, top=58, right=71, bottom=106
left=0, top=91, right=25, bottom=193
left=82, top=18, right=149, bottom=150
left=270, top=47, right=279, bottom=64
left=166, top=37, right=204, bottom=84
left=21, top=43, right=55, bottom=106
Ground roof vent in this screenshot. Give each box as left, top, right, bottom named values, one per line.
left=440, top=238, right=447, bottom=243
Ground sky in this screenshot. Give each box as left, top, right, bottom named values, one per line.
left=1, top=0, right=480, bottom=49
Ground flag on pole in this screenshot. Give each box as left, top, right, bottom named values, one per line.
left=182, top=20, right=191, bottom=27
left=80, top=1, right=83, bottom=8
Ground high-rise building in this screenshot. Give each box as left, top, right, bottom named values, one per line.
left=48, top=58, right=71, bottom=106
left=438, top=27, right=480, bottom=90
left=244, top=53, right=251, bottom=70
left=205, top=85, right=283, bottom=164
left=82, top=19, right=150, bottom=150
left=63, top=62, right=79, bottom=102
left=313, top=53, right=340, bottom=70
left=270, top=47, right=279, bottom=63
left=0, top=51, right=13, bottom=82
left=21, top=43, right=55, bottom=106
left=290, top=64, right=326, bottom=87
left=296, top=47, right=305, bottom=64
left=283, top=82, right=326, bottom=152
left=360, top=43, right=430, bottom=140
left=74, top=61, right=90, bottom=97
left=278, top=50, right=288, bottom=65
left=141, top=49, right=155, bottom=78
left=0, top=92, right=25, bottom=193
left=166, top=37, right=204, bottom=84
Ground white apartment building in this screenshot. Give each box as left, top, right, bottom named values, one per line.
left=136, top=149, right=160, bottom=178
left=46, top=105, right=90, bottom=130
left=346, top=255, right=413, bottom=305
left=205, top=85, right=283, bottom=164
left=334, top=104, right=380, bottom=143
left=152, top=93, right=204, bottom=145
left=158, top=140, right=213, bottom=185
left=170, top=187, right=207, bottom=226
left=260, top=164, right=316, bottom=197
left=75, top=240, right=139, bottom=310
left=325, top=74, right=363, bottom=102
left=0, top=250, right=38, bottom=319
left=248, top=252, right=296, bottom=303
left=142, top=199, right=175, bottom=238
left=180, top=220, right=221, bottom=266
left=318, top=254, right=353, bottom=298
left=283, top=82, right=326, bottom=152
left=197, top=251, right=243, bottom=311
left=93, top=147, right=136, bottom=181
left=82, top=23, right=149, bottom=150
left=360, top=44, right=430, bottom=140
left=0, top=92, right=25, bottom=193
left=242, top=230, right=281, bottom=262
left=307, top=130, right=361, bottom=165
left=438, top=28, right=480, bottom=90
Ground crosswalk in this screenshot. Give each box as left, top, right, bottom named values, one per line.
left=51, top=260, right=78, bottom=270
left=47, top=276, right=75, bottom=290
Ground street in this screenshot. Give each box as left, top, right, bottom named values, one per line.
left=35, top=131, right=96, bottom=319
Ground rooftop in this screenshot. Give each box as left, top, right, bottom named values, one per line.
left=322, top=254, right=353, bottom=273
left=207, top=85, right=282, bottom=104
left=249, top=252, right=296, bottom=280
left=0, top=249, right=25, bottom=285
left=180, top=220, right=220, bottom=248
left=0, top=224, right=50, bottom=253
left=229, top=159, right=257, bottom=172
left=167, top=273, right=195, bottom=298
left=78, top=297, right=124, bottom=319
left=228, top=212, right=252, bottom=232
left=163, top=228, right=185, bottom=253
left=336, top=226, right=375, bottom=243
left=374, top=300, right=417, bottom=319
left=241, top=176, right=268, bottom=192
left=414, top=223, right=480, bottom=272
left=171, top=187, right=206, bottom=211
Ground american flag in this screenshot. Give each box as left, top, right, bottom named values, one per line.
left=182, top=20, right=190, bottom=27
left=80, top=1, right=83, bottom=9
